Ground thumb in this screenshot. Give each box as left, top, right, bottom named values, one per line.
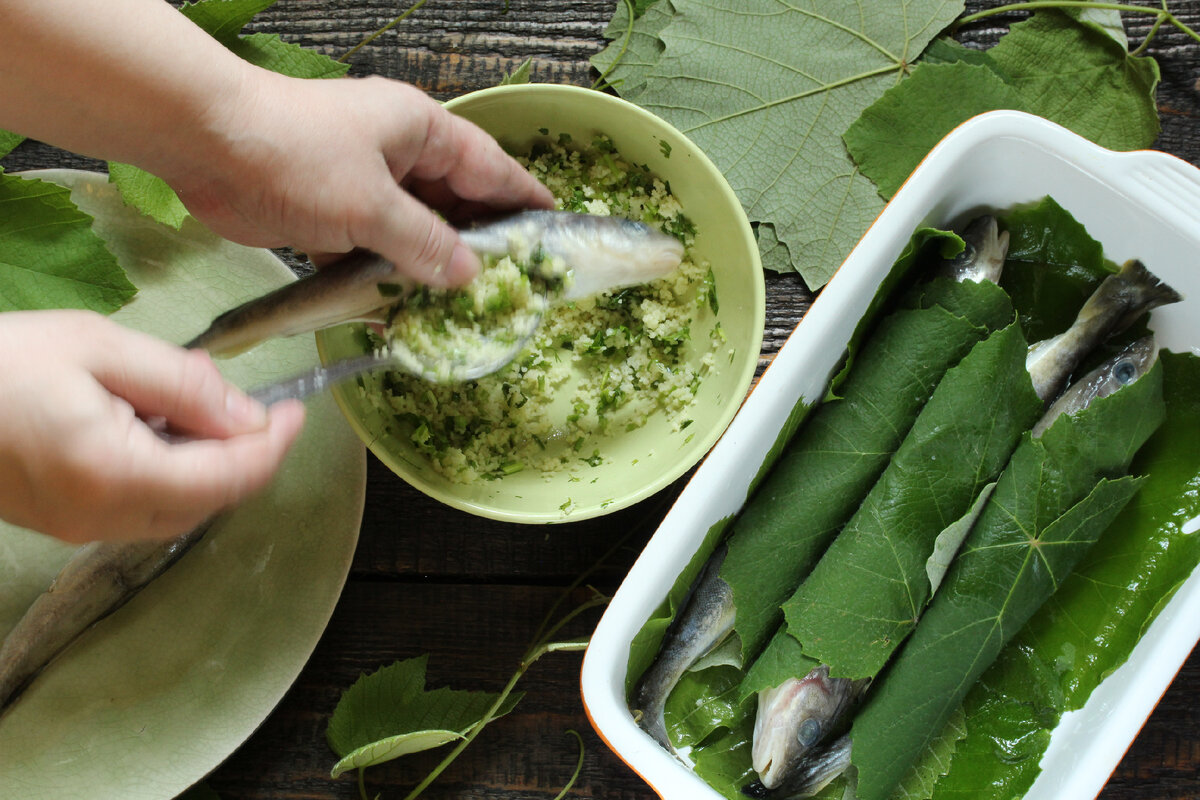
left=364, top=185, right=481, bottom=288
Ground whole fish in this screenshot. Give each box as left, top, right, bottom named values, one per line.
left=632, top=544, right=736, bottom=752
left=750, top=666, right=867, bottom=790
left=630, top=216, right=1008, bottom=754
left=0, top=519, right=214, bottom=712
left=1025, top=259, right=1180, bottom=403
left=187, top=210, right=685, bottom=357
left=1032, top=335, right=1159, bottom=436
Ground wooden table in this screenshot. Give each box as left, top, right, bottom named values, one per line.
left=11, top=2, right=1200, bottom=798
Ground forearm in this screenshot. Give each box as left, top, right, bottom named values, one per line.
left=0, top=0, right=252, bottom=178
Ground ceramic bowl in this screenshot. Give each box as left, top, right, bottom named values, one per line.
left=316, top=84, right=765, bottom=523
left=580, top=110, right=1200, bottom=798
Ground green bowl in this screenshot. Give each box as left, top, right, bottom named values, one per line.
left=316, top=84, right=765, bottom=523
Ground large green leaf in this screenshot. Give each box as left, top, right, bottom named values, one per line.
left=0, top=130, right=25, bottom=160
left=593, top=0, right=965, bottom=290
left=0, top=173, right=134, bottom=312
left=720, top=265, right=1013, bottom=664
left=780, top=321, right=1043, bottom=681
left=851, top=358, right=1166, bottom=800
left=928, top=351, right=1200, bottom=799
left=844, top=11, right=1160, bottom=201
left=326, top=655, right=521, bottom=777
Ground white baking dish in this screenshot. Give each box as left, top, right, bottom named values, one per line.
left=580, top=109, right=1200, bottom=800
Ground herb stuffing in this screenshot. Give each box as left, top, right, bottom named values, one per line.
left=360, top=134, right=720, bottom=482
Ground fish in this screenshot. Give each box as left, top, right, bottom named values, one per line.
left=1025, top=259, right=1180, bottom=403
left=630, top=215, right=1009, bottom=755
left=186, top=210, right=685, bottom=358
left=0, top=519, right=214, bottom=712
left=936, top=214, right=1009, bottom=284
left=742, top=735, right=852, bottom=800
left=749, top=666, right=868, bottom=791
left=1032, top=335, right=1159, bottom=437
left=632, top=544, right=736, bottom=752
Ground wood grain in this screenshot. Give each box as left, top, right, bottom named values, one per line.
left=5, top=1, right=1200, bottom=798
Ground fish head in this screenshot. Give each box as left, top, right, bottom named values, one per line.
left=751, top=667, right=852, bottom=790
left=1034, top=336, right=1158, bottom=437
left=941, top=215, right=1009, bottom=285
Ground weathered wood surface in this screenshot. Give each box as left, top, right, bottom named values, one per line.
left=7, top=1, right=1200, bottom=798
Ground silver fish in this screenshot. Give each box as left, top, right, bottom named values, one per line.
left=1032, top=336, right=1158, bottom=437
left=633, top=544, right=736, bottom=752
left=1026, top=259, right=1179, bottom=403
left=750, top=666, right=868, bottom=790
left=630, top=215, right=1008, bottom=754
left=743, top=734, right=853, bottom=800
left=186, top=210, right=684, bottom=357
left=938, top=215, right=1009, bottom=284
left=0, top=519, right=213, bottom=712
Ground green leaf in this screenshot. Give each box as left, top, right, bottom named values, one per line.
left=987, top=11, right=1159, bottom=150
left=180, top=0, right=277, bottom=44
left=499, top=57, right=533, bottom=85
left=721, top=271, right=1014, bottom=664
left=0, top=173, right=134, bottom=313
left=781, top=322, right=1043, bottom=680
left=592, top=0, right=674, bottom=96
left=107, top=163, right=190, bottom=230
left=594, top=0, right=965, bottom=290
left=227, top=33, right=350, bottom=78
left=851, top=359, right=1166, bottom=800
left=843, top=62, right=1028, bottom=198
left=326, top=655, right=522, bottom=777
left=0, top=130, right=25, bottom=160
left=997, top=196, right=1112, bottom=344
left=664, top=664, right=753, bottom=748
left=929, top=352, right=1200, bottom=799
left=846, top=11, right=1159, bottom=202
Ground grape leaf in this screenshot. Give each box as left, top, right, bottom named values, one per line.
left=592, top=0, right=674, bottom=96
left=0, top=173, right=134, bottom=313
left=325, top=655, right=522, bottom=778
left=0, top=131, right=24, bottom=160
left=851, top=358, right=1166, bottom=800
left=594, top=0, right=965, bottom=290
left=107, top=162, right=189, bottom=230
left=929, top=351, right=1200, bottom=799
left=720, top=269, right=1014, bottom=664
left=845, top=11, right=1159, bottom=201
left=781, top=321, right=1043, bottom=680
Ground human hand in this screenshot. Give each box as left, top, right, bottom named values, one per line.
left=162, top=72, right=556, bottom=287
left=0, top=310, right=305, bottom=543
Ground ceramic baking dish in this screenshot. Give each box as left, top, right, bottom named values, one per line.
left=580, top=109, right=1200, bottom=800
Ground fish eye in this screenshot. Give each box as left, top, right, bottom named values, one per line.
left=1114, top=359, right=1138, bottom=384
left=797, top=717, right=822, bottom=747
left=953, top=243, right=976, bottom=265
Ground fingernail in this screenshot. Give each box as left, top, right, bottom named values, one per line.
left=226, top=390, right=268, bottom=429
left=444, top=242, right=481, bottom=286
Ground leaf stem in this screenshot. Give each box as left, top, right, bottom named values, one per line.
left=551, top=730, right=586, bottom=800
left=591, top=0, right=637, bottom=91
left=955, top=1, right=1200, bottom=47
left=339, top=0, right=430, bottom=63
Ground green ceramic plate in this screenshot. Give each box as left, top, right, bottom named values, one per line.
left=316, top=84, right=765, bottom=523
left=0, top=171, right=366, bottom=799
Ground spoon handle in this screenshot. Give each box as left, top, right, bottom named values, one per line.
left=246, top=351, right=395, bottom=406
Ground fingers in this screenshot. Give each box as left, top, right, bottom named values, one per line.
left=84, top=320, right=268, bottom=438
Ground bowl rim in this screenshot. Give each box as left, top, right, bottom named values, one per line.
left=317, top=82, right=766, bottom=523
